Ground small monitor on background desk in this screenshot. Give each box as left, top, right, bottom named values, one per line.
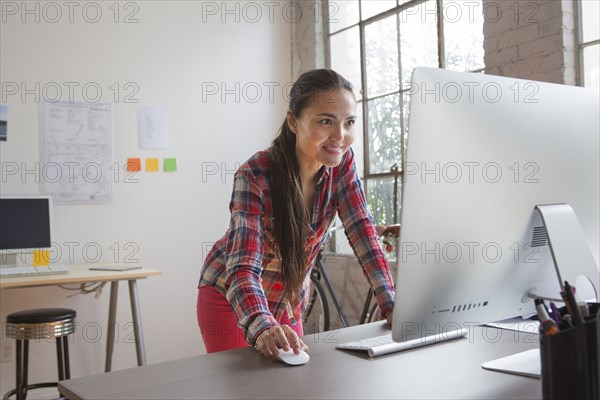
left=1, top=196, right=53, bottom=267
left=392, top=68, right=599, bottom=342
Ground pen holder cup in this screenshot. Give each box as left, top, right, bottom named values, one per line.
left=539, top=303, right=599, bottom=400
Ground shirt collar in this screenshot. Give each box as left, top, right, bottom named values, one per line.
left=316, top=165, right=331, bottom=185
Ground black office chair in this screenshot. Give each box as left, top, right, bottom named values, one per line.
left=2, top=308, right=76, bottom=400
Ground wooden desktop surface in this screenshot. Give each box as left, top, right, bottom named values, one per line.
left=0, top=265, right=162, bottom=289
left=59, top=321, right=541, bottom=399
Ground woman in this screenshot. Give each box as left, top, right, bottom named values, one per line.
left=197, top=69, right=396, bottom=360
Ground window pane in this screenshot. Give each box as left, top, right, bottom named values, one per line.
left=399, top=1, right=439, bottom=81
left=367, top=94, right=402, bottom=174
left=330, top=27, right=363, bottom=94
left=365, top=15, right=400, bottom=97
left=351, top=106, right=365, bottom=178
left=584, top=44, right=599, bottom=90
left=366, top=176, right=402, bottom=226
left=361, top=0, right=397, bottom=20
left=328, top=0, right=359, bottom=34
left=443, top=0, right=484, bottom=71
left=401, top=90, right=410, bottom=144
left=367, top=175, right=402, bottom=261
left=582, top=0, right=600, bottom=43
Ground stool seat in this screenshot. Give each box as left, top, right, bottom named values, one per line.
left=7, top=308, right=76, bottom=324
left=6, top=309, right=76, bottom=340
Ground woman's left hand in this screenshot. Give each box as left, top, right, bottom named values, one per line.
left=385, top=311, right=393, bottom=327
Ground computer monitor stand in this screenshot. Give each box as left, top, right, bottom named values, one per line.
left=536, top=203, right=599, bottom=298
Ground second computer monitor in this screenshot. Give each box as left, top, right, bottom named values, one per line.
left=0, top=196, right=53, bottom=266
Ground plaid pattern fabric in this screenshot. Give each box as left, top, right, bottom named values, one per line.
left=199, top=147, right=395, bottom=345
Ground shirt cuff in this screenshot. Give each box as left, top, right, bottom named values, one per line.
left=247, top=314, right=279, bottom=345
left=376, top=290, right=395, bottom=318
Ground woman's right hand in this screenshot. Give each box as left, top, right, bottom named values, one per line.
left=375, top=224, right=401, bottom=238
left=254, top=325, right=309, bottom=360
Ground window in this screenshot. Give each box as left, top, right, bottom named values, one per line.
left=578, top=0, right=599, bottom=89
left=328, top=0, right=484, bottom=227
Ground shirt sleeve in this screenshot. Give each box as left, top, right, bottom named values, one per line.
left=223, top=172, right=278, bottom=345
left=336, top=148, right=396, bottom=317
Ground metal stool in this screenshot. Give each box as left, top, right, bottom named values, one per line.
left=2, top=308, right=76, bottom=400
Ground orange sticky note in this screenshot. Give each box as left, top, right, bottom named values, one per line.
left=127, top=158, right=141, bottom=172
left=146, top=158, right=159, bottom=172
left=32, top=250, right=50, bottom=266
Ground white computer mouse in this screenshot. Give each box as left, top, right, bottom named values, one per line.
left=276, top=348, right=310, bottom=366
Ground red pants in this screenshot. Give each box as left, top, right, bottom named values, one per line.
left=197, top=285, right=303, bottom=353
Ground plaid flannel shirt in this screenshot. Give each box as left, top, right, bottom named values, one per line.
left=199, top=147, right=395, bottom=345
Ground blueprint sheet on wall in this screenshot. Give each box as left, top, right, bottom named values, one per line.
left=41, top=101, right=114, bottom=204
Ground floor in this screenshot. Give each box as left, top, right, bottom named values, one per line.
left=3, top=387, right=61, bottom=400
left=320, top=253, right=397, bottom=329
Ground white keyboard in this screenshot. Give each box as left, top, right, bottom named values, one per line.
left=0, top=264, right=69, bottom=278
left=336, top=328, right=468, bottom=358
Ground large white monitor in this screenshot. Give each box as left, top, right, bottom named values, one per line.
left=392, top=68, right=599, bottom=341
left=0, top=196, right=53, bottom=266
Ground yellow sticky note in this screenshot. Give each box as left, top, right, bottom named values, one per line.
left=146, top=158, right=159, bottom=172
left=32, top=250, right=50, bottom=266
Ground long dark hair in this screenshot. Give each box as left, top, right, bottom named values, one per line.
left=270, top=69, right=354, bottom=304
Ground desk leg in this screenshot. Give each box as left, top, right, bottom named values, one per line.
left=128, top=279, right=147, bottom=366
left=105, top=281, right=118, bottom=373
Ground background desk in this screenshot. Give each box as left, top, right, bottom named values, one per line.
left=0, top=265, right=162, bottom=372
left=59, top=322, right=541, bottom=399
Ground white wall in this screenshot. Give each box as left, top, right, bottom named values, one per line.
left=0, top=0, right=291, bottom=392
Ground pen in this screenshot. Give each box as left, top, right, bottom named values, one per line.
left=549, top=301, right=561, bottom=326
left=562, top=281, right=584, bottom=325
left=571, top=286, right=590, bottom=318
left=562, top=313, right=574, bottom=328
left=535, top=298, right=559, bottom=335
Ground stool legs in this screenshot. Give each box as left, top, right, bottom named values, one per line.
left=15, top=340, right=30, bottom=400
left=56, top=338, right=64, bottom=381
left=3, top=338, right=70, bottom=400
left=56, top=336, right=70, bottom=381
left=63, top=336, right=70, bottom=380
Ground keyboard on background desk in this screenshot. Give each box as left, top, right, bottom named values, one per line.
left=0, top=264, right=69, bottom=278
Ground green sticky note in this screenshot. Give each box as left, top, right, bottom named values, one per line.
left=163, top=158, right=177, bottom=172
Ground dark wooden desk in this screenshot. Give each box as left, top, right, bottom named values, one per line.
left=59, top=322, right=541, bottom=399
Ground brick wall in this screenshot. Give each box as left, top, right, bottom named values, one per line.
left=483, top=0, right=578, bottom=84
left=291, top=0, right=327, bottom=79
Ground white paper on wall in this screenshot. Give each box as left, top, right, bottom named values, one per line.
left=137, top=105, right=169, bottom=149
left=41, top=101, right=114, bottom=204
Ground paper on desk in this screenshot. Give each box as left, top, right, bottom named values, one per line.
left=483, top=316, right=540, bottom=334
left=482, top=349, right=541, bottom=379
